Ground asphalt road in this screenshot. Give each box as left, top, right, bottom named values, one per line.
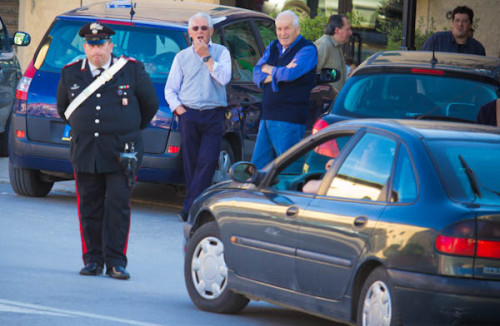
left=0, top=157, right=340, bottom=326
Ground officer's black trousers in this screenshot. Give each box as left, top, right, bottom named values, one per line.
left=75, top=170, right=132, bottom=269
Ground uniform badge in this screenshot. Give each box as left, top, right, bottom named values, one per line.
left=70, top=84, right=80, bottom=90
left=90, top=23, right=104, bottom=35
left=122, top=98, right=128, bottom=106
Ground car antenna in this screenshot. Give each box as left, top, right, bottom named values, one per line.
left=129, top=1, right=136, bottom=21
left=430, top=40, right=438, bottom=67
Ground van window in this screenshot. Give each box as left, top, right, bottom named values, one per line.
left=37, top=20, right=188, bottom=82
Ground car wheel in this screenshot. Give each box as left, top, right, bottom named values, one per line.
left=184, top=222, right=249, bottom=314
left=0, top=118, right=10, bottom=157
left=212, top=139, right=234, bottom=184
left=357, top=266, right=401, bottom=326
left=8, top=161, right=54, bottom=197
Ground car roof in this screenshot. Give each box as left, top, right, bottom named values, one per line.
left=331, top=119, right=500, bottom=142
left=355, top=51, right=500, bottom=82
left=58, top=0, right=272, bottom=29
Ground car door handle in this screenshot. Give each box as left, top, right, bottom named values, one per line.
left=354, top=216, right=368, bottom=228
left=286, top=206, right=299, bottom=218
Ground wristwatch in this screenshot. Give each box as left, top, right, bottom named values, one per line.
left=203, top=55, right=211, bottom=62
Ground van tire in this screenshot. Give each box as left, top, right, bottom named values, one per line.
left=9, top=162, right=54, bottom=197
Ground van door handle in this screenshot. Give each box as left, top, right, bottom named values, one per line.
left=354, top=216, right=368, bottom=228
left=286, top=206, right=299, bottom=218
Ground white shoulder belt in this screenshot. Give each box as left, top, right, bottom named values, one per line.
left=64, top=56, right=129, bottom=120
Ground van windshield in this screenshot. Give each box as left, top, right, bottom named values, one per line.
left=38, top=20, right=188, bottom=82
left=333, top=73, right=498, bottom=122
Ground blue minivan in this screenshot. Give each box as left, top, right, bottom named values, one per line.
left=9, top=0, right=336, bottom=197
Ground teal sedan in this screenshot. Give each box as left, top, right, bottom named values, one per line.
left=184, top=119, right=500, bottom=325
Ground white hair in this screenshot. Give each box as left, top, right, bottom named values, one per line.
left=188, top=12, right=213, bottom=29
left=276, top=10, right=300, bottom=26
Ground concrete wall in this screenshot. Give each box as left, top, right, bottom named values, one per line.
left=416, top=0, right=500, bottom=57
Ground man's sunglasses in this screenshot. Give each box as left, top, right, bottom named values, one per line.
left=191, top=25, right=209, bottom=31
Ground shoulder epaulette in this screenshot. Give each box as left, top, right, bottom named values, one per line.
left=63, top=59, right=82, bottom=69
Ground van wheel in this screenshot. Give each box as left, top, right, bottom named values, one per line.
left=184, top=222, right=249, bottom=313
left=357, top=266, right=401, bottom=326
left=283, top=1, right=311, bottom=18
left=9, top=162, right=54, bottom=197
left=212, top=139, right=234, bottom=184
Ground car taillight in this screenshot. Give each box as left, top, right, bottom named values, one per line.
left=411, top=68, right=444, bottom=75
left=15, top=60, right=36, bottom=101
left=435, top=219, right=500, bottom=259
left=312, top=118, right=329, bottom=135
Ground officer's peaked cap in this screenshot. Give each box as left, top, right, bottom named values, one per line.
left=79, top=22, right=115, bottom=45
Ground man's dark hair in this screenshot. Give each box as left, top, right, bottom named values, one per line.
left=452, top=6, right=474, bottom=22
left=325, top=14, right=347, bottom=35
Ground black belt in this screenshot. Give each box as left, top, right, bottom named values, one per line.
left=184, top=105, right=225, bottom=111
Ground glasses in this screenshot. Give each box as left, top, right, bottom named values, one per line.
left=191, top=25, right=209, bottom=31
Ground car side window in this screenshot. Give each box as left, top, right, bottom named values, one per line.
left=326, top=133, right=396, bottom=201
left=391, top=145, right=418, bottom=203
left=254, top=19, right=276, bottom=49
left=0, top=18, right=7, bottom=51
left=270, top=134, right=353, bottom=193
left=222, top=21, right=261, bottom=82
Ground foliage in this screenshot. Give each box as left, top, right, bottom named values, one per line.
left=376, top=16, right=438, bottom=50
left=299, top=11, right=329, bottom=42
left=299, top=10, right=366, bottom=42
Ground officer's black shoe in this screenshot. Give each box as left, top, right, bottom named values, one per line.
left=79, top=263, right=103, bottom=276
left=106, top=266, right=130, bottom=280
left=177, top=209, right=188, bottom=222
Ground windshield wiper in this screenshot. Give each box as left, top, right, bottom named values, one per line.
left=459, top=155, right=482, bottom=199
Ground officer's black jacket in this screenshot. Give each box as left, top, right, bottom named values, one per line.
left=56, top=55, right=159, bottom=173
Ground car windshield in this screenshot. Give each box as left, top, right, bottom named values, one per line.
left=37, top=20, right=187, bottom=82
left=333, top=73, right=498, bottom=122
left=425, top=139, right=500, bottom=206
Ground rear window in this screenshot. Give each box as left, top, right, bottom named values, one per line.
left=426, top=139, right=500, bottom=206
left=36, top=20, right=188, bottom=82
left=333, top=73, right=498, bottom=122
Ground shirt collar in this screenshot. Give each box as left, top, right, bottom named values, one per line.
left=278, top=35, right=303, bottom=54
left=88, top=56, right=112, bottom=75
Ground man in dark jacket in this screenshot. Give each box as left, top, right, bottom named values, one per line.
left=56, top=22, right=158, bottom=280
left=421, top=6, right=485, bottom=55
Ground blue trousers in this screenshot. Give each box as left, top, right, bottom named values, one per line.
left=251, top=119, right=305, bottom=169
left=180, top=108, right=224, bottom=212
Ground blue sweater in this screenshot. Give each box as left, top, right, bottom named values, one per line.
left=262, top=38, right=317, bottom=124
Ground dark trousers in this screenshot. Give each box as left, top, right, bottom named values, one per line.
left=75, top=170, right=132, bottom=268
left=180, top=108, right=224, bottom=212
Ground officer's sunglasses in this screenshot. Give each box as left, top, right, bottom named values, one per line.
left=191, top=25, right=209, bottom=31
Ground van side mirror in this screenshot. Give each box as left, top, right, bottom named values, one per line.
left=12, top=32, right=31, bottom=47
left=317, top=68, right=340, bottom=84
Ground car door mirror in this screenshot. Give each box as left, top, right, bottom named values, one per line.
left=230, top=162, right=257, bottom=184
left=317, top=68, right=340, bottom=84
left=12, top=32, right=31, bottom=47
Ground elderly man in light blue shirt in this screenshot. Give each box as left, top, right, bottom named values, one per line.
left=165, top=12, right=231, bottom=221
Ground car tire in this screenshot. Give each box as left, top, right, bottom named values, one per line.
left=0, top=118, right=10, bottom=157
left=212, top=139, right=235, bottom=184
left=8, top=162, right=54, bottom=197
left=184, top=222, right=249, bottom=314
left=357, top=266, right=401, bottom=326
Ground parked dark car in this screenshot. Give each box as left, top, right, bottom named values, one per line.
left=184, top=119, right=500, bottom=325
left=8, top=0, right=336, bottom=197
left=0, top=15, right=30, bottom=156
left=312, top=50, right=500, bottom=134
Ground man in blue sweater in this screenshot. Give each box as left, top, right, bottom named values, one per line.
left=252, top=10, right=318, bottom=169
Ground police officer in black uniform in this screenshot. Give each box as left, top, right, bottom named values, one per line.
left=56, top=22, right=158, bottom=280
